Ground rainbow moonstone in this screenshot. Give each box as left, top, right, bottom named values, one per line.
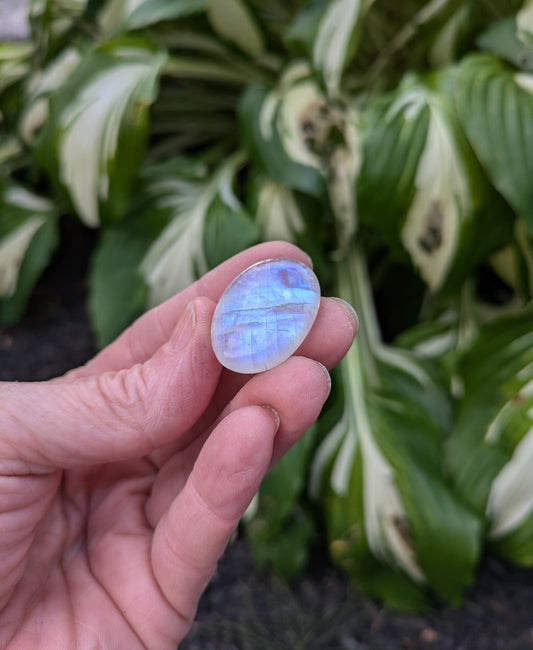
left=211, top=258, right=321, bottom=374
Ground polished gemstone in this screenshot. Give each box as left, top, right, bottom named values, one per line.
left=211, top=258, right=321, bottom=374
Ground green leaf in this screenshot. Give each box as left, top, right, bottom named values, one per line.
left=358, top=82, right=431, bottom=244
left=239, top=72, right=326, bottom=199
left=19, top=47, right=82, bottom=145
left=140, top=153, right=248, bottom=307
left=247, top=172, right=334, bottom=284
left=456, top=53, right=533, bottom=233
left=446, top=307, right=533, bottom=521
left=0, top=136, right=23, bottom=171
left=477, top=15, right=533, bottom=71
left=248, top=507, right=314, bottom=581
left=203, top=195, right=258, bottom=269
left=88, top=204, right=168, bottom=346
left=428, top=4, right=472, bottom=67
left=0, top=183, right=58, bottom=325
left=312, top=249, right=481, bottom=608
left=207, top=0, right=265, bottom=58
left=491, top=506, right=533, bottom=566
left=252, top=177, right=306, bottom=243
left=0, top=42, right=34, bottom=94
left=36, top=42, right=166, bottom=227
left=286, top=0, right=368, bottom=97
left=29, top=0, right=88, bottom=54
left=246, top=426, right=318, bottom=580
left=518, top=0, right=533, bottom=49
left=98, top=0, right=209, bottom=35
left=240, top=62, right=361, bottom=242
left=359, top=70, right=513, bottom=293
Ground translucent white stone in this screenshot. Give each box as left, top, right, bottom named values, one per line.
left=211, top=257, right=321, bottom=374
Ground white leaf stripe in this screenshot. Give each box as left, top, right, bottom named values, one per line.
left=256, top=181, right=304, bottom=242
left=0, top=216, right=45, bottom=298
left=488, top=424, right=533, bottom=539
left=400, top=91, right=469, bottom=290
left=313, top=0, right=362, bottom=96
left=140, top=154, right=244, bottom=306
left=57, top=53, right=164, bottom=226
left=207, top=0, right=264, bottom=58
left=518, top=0, right=533, bottom=45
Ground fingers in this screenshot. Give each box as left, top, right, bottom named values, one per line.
left=151, top=358, right=331, bottom=622
left=74, top=241, right=312, bottom=377
left=150, top=406, right=280, bottom=626
left=219, top=356, right=332, bottom=467
left=146, top=356, right=330, bottom=530
left=0, top=298, right=221, bottom=472
left=297, top=296, right=358, bottom=368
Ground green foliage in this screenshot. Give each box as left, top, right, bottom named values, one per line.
left=246, top=427, right=318, bottom=580
left=455, top=53, right=533, bottom=232
left=2, top=0, right=533, bottom=610
left=0, top=182, right=58, bottom=325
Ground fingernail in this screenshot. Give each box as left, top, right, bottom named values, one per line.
left=261, top=405, right=280, bottom=432
left=302, top=252, right=314, bottom=269
left=331, top=297, right=359, bottom=334
left=170, top=301, right=196, bottom=350
left=315, top=361, right=331, bottom=399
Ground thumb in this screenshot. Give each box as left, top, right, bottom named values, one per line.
left=0, top=298, right=221, bottom=473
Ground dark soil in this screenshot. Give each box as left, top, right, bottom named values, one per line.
left=2, top=220, right=533, bottom=650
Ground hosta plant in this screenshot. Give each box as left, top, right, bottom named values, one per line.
left=1, top=0, right=533, bottom=610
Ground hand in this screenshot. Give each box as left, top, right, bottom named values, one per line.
left=0, top=242, right=357, bottom=649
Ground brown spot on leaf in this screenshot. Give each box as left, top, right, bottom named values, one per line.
left=418, top=201, right=443, bottom=254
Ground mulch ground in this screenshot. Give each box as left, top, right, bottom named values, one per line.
left=2, top=220, right=533, bottom=649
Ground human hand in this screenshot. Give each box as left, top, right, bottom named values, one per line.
left=0, top=242, right=357, bottom=649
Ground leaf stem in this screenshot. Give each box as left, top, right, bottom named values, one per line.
left=336, top=244, right=381, bottom=385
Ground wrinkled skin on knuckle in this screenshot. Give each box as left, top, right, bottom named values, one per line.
left=89, top=366, right=156, bottom=441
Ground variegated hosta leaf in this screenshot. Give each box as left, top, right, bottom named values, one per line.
left=98, top=0, right=208, bottom=35
left=140, top=153, right=254, bottom=307
left=36, top=44, right=166, bottom=227
left=487, top=369, right=533, bottom=543
left=311, top=252, right=480, bottom=608
left=516, top=221, right=533, bottom=297
left=19, top=47, right=82, bottom=144
left=489, top=220, right=533, bottom=300
left=518, top=0, right=533, bottom=48
left=446, top=306, right=533, bottom=562
left=241, top=62, right=360, bottom=243
left=29, top=0, right=88, bottom=44
left=0, top=136, right=23, bottom=170
left=253, top=177, right=305, bottom=242
left=359, top=71, right=513, bottom=293
left=0, top=182, right=57, bottom=325
left=0, top=43, right=34, bottom=94
left=207, top=0, right=264, bottom=58
left=476, top=15, right=533, bottom=72
left=456, top=54, right=533, bottom=233
left=446, top=308, right=533, bottom=526
left=429, top=4, right=471, bottom=67
left=399, top=84, right=469, bottom=290
left=247, top=172, right=332, bottom=278
left=286, top=0, right=372, bottom=97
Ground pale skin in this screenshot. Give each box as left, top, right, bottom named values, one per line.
left=0, top=242, right=357, bottom=649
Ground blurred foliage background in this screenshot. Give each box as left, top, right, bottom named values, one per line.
left=2, top=0, right=533, bottom=610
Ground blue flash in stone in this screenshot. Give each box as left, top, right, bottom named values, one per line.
left=211, top=258, right=321, bottom=374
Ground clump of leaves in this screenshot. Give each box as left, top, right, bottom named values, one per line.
left=2, top=0, right=533, bottom=610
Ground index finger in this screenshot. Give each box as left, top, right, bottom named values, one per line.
left=71, top=241, right=312, bottom=377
